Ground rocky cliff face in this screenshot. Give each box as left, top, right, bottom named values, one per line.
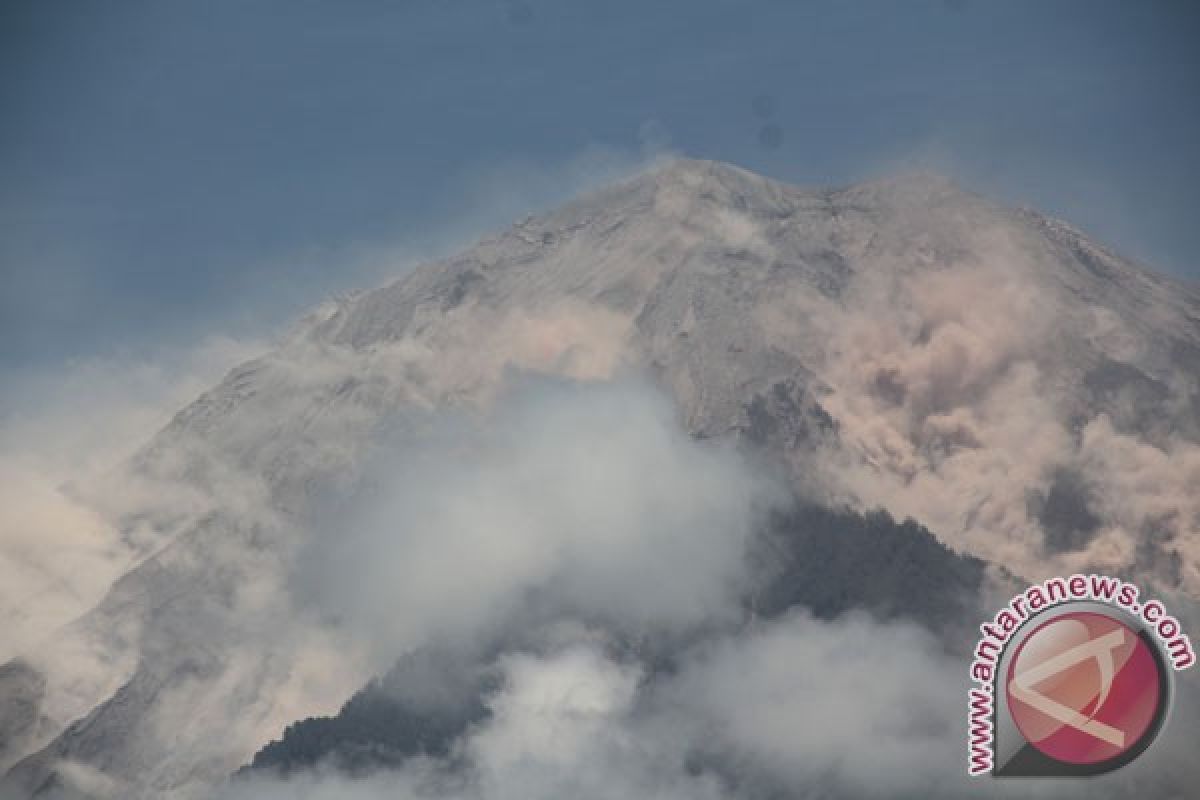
left=3, top=159, right=1199, bottom=798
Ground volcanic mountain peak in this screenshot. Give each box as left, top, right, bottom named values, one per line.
left=2, top=160, right=1199, bottom=798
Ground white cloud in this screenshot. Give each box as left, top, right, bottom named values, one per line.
left=293, top=376, right=776, bottom=670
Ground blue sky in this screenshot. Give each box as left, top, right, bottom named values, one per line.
left=2, top=0, right=1198, bottom=372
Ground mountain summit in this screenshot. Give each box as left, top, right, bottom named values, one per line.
left=3, top=160, right=1199, bottom=797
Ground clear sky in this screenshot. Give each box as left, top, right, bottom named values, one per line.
left=3, top=0, right=1198, bottom=371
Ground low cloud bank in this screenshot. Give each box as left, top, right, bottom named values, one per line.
left=220, top=610, right=1200, bottom=800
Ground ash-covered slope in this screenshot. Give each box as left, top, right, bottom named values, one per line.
left=3, top=159, right=1200, bottom=798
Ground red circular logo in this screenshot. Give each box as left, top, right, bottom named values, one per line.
left=1006, top=611, right=1163, bottom=765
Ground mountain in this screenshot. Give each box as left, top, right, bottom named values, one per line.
left=2, top=159, right=1199, bottom=798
